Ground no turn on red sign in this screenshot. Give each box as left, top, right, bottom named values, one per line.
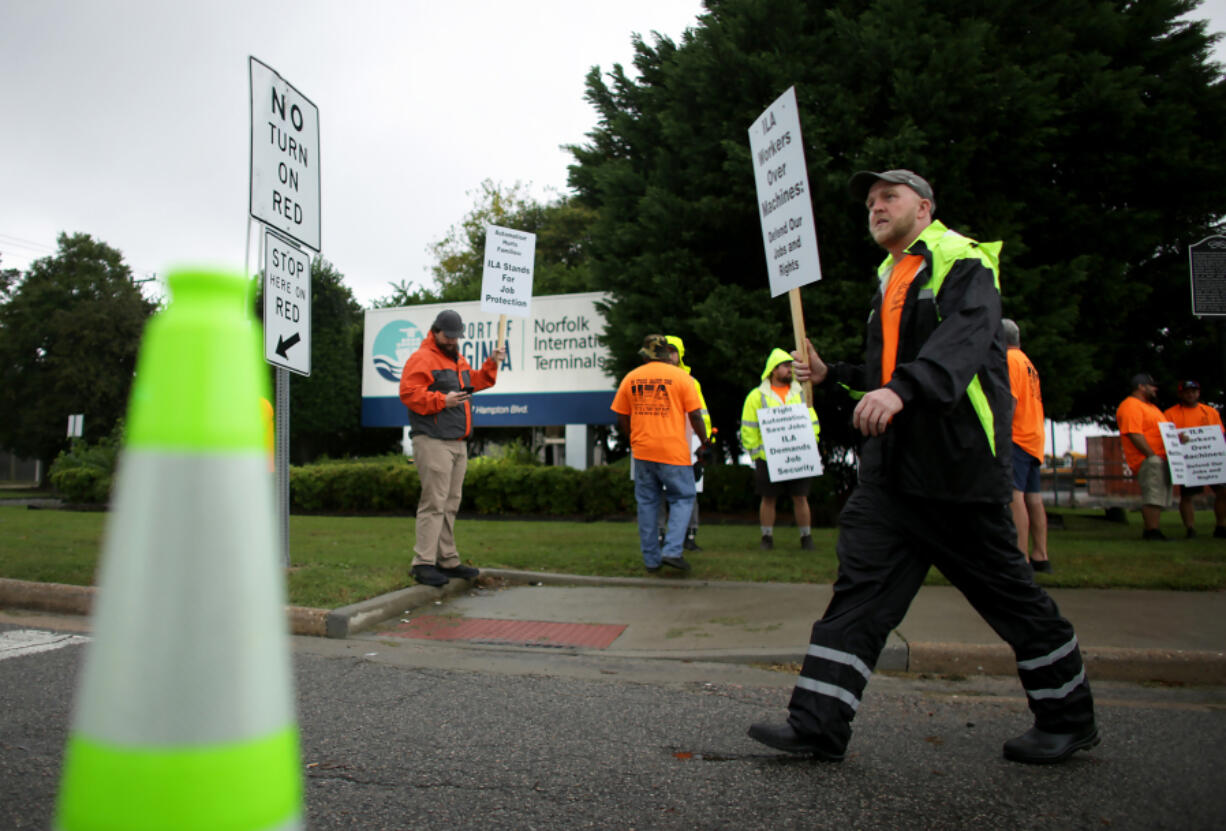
left=249, top=57, right=321, bottom=252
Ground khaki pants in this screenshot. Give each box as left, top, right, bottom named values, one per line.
left=1137, top=454, right=1172, bottom=508
left=412, top=434, right=468, bottom=568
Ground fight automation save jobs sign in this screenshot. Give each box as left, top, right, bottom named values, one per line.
left=263, top=229, right=311, bottom=376
left=757, top=403, right=822, bottom=482
left=249, top=57, right=321, bottom=251
left=748, top=86, right=822, bottom=297
left=481, top=225, right=536, bottom=317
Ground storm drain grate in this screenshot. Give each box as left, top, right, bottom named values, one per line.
left=387, top=616, right=627, bottom=649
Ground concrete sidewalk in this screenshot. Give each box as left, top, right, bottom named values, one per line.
left=2, top=569, right=1223, bottom=684
left=364, top=569, right=1226, bottom=685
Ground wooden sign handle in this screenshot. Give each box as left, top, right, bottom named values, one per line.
left=788, top=287, right=813, bottom=407
left=496, top=314, right=507, bottom=354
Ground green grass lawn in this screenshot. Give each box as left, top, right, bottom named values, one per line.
left=1, top=506, right=1224, bottom=609
left=0, top=489, right=52, bottom=499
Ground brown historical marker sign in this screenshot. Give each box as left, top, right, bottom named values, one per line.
left=1190, top=235, right=1226, bottom=317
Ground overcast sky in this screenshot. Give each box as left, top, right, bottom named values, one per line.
left=0, top=0, right=705, bottom=306
left=2, top=0, right=1224, bottom=313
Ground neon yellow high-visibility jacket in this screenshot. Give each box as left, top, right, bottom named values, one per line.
left=666, top=335, right=711, bottom=436
left=826, top=219, right=1010, bottom=503
left=740, top=348, right=820, bottom=462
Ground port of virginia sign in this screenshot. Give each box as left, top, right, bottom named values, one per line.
left=362, top=292, right=617, bottom=427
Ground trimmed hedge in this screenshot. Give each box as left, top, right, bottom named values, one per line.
left=291, top=461, right=421, bottom=512
left=44, top=432, right=842, bottom=522
left=48, top=432, right=121, bottom=504
left=286, top=458, right=840, bottom=521
left=289, top=458, right=636, bottom=517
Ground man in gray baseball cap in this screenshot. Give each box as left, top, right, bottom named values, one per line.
left=749, top=166, right=1098, bottom=766
left=848, top=169, right=936, bottom=209
left=400, top=309, right=506, bottom=586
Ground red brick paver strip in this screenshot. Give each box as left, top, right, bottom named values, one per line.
left=387, top=616, right=627, bottom=649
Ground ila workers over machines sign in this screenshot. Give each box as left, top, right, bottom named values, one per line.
left=748, top=86, right=821, bottom=297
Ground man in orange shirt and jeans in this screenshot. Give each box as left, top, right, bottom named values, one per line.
left=611, top=334, right=709, bottom=573
left=1116, top=373, right=1172, bottom=541
left=1003, top=319, right=1050, bottom=572
left=1163, top=379, right=1226, bottom=538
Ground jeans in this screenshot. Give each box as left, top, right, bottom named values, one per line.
left=634, top=458, right=696, bottom=567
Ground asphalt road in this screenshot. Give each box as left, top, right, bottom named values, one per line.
left=2, top=621, right=1224, bottom=830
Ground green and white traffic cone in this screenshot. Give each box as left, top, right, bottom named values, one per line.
left=55, top=269, right=302, bottom=831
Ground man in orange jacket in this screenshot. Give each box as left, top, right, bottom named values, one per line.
left=1163, top=379, right=1226, bottom=538
left=400, top=310, right=506, bottom=586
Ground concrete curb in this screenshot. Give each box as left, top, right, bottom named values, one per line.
left=480, top=567, right=742, bottom=589
left=323, top=577, right=478, bottom=638
left=0, top=578, right=94, bottom=616
left=897, top=642, right=1226, bottom=685
left=0, top=577, right=334, bottom=638
left=580, top=633, right=911, bottom=671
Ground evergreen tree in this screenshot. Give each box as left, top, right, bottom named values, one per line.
left=569, top=0, right=1226, bottom=462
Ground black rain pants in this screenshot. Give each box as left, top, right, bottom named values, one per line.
left=787, top=483, right=1095, bottom=751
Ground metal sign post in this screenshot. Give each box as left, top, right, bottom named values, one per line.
left=250, top=56, right=320, bottom=568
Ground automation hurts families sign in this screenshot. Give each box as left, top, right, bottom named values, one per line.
left=481, top=225, right=536, bottom=317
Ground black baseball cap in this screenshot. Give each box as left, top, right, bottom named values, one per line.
left=1179, top=379, right=1201, bottom=391
left=1131, top=373, right=1156, bottom=388
left=848, top=169, right=936, bottom=208
left=432, top=310, right=464, bottom=338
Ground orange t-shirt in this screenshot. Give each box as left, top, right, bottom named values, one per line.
left=1007, top=347, right=1044, bottom=460
left=611, top=361, right=703, bottom=466
left=1116, top=395, right=1170, bottom=473
left=770, top=384, right=791, bottom=403
left=1164, top=402, right=1225, bottom=433
left=879, top=255, right=925, bottom=384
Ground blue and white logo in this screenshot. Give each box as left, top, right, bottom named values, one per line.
left=371, top=319, right=424, bottom=383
